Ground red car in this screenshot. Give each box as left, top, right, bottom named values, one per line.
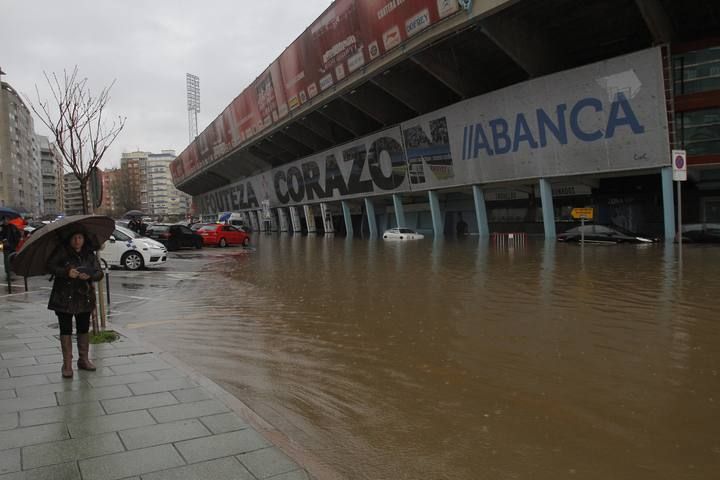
left=197, top=224, right=250, bottom=247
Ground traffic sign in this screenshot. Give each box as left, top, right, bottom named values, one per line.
left=571, top=208, right=594, bottom=220
left=672, top=149, right=687, bottom=181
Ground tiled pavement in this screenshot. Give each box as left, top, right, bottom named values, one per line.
left=0, top=288, right=312, bottom=480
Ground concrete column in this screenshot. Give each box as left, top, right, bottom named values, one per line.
left=278, top=208, right=289, bottom=232
left=342, top=201, right=353, bottom=237
left=661, top=166, right=676, bottom=242
left=538, top=178, right=556, bottom=240
left=392, top=194, right=406, bottom=227
left=303, top=205, right=317, bottom=234
left=320, top=202, right=334, bottom=233
left=428, top=190, right=443, bottom=237
left=472, top=185, right=489, bottom=237
left=364, top=198, right=377, bottom=237
left=289, top=206, right=302, bottom=233
left=269, top=210, right=279, bottom=232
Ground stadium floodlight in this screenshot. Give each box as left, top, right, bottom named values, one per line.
left=186, top=73, right=200, bottom=143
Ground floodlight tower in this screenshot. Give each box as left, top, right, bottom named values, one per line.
left=186, top=73, right=200, bottom=143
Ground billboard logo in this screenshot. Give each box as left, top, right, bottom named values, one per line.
left=335, top=64, right=346, bottom=81
left=406, top=9, right=430, bottom=37
left=319, top=74, right=334, bottom=91
left=308, top=83, right=318, bottom=98
left=299, top=90, right=307, bottom=103
left=288, top=96, right=300, bottom=110
left=437, top=0, right=459, bottom=18
left=369, top=41, right=380, bottom=60
left=402, top=116, right=454, bottom=185
left=347, top=50, right=365, bottom=73
left=383, top=26, right=401, bottom=50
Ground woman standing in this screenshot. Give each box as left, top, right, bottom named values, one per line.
left=47, top=230, right=103, bottom=378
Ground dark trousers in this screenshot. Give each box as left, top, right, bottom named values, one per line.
left=3, top=250, right=11, bottom=278
left=56, top=312, right=91, bottom=335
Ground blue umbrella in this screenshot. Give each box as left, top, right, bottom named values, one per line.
left=219, top=212, right=231, bottom=222
left=0, top=207, right=21, bottom=219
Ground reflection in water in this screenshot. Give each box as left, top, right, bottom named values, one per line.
left=116, top=238, right=720, bottom=480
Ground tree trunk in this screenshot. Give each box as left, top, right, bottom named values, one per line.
left=79, top=179, right=90, bottom=215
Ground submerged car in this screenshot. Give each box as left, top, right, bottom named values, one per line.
left=557, top=224, right=654, bottom=244
left=383, top=227, right=425, bottom=240
left=100, top=225, right=167, bottom=270
left=681, top=223, right=720, bottom=243
left=146, top=224, right=203, bottom=251
left=198, top=224, right=250, bottom=247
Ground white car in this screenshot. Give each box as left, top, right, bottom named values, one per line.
left=383, top=227, right=425, bottom=240
left=100, top=225, right=168, bottom=271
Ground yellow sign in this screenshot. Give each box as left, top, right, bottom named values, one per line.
left=571, top=208, right=594, bottom=220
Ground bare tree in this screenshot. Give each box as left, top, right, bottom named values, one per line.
left=27, top=67, right=126, bottom=214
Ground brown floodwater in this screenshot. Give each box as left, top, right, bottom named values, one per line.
left=110, top=236, right=720, bottom=480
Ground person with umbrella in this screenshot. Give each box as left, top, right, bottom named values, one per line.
left=1, top=211, right=22, bottom=281
left=11, top=215, right=114, bottom=378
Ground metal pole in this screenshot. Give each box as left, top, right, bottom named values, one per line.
left=581, top=217, right=585, bottom=246
left=24, top=276, right=28, bottom=291
left=677, top=180, right=682, bottom=248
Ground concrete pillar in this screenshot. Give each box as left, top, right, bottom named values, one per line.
left=320, top=202, right=334, bottom=233
left=538, top=178, right=556, bottom=240
left=364, top=198, right=377, bottom=237
left=289, top=206, right=302, bottom=233
left=661, top=166, right=676, bottom=242
left=269, top=210, right=279, bottom=232
left=278, top=208, right=289, bottom=232
left=342, top=201, right=353, bottom=237
left=303, top=205, right=317, bottom=234
left=392, top=194, right=406, bottom=227
left=428, top=190, right=443, bottom=237
left=472, top=185, right=489, bottom=237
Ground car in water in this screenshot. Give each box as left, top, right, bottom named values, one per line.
left=557, top=224, right=654, bottom=244
left=383, top=227, right=425, bottom=240
left=100, top=225, right=167, bottom=270
left=145, top=224, right=203, bottom=251
left=197, top=224, right=250, bottom=247
left=681, top=223, right=720, bottom=243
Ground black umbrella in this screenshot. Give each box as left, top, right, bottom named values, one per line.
left=10, top=215, right=115, bottom=277
left=123, top=210, right=144, bottom=218
left=0, top=207, right=21, bottom=219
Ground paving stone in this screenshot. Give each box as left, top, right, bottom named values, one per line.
left=0, top=395, right=56, bottom=414
left=141, top=456, right=254, bottom=480
left=150, top=368, right=187, bottom=380
left=0, top=375, right=49, bottom=391
left=266, top=470, right=310, bottom=480
left=0, top=449, right=21, bottom=475
left=118, top=418, right=211, bottom=450
left=0, top=357, right=37, bottom=369
left=199, top=412, right=250, bottom=434
left=25, top=342, right=57, bottom=350
left=128, top=353, right=156, bottom=363
left=8, top=363, right=63, bottom=377
left=19, top=401, right=105, bottom=427
left=67, top=409, right=155, bottom=438
left=33, top=355, right=62, bottom=365
left=101, top=392, right=178, bottom=414
left=86, top=372, right=155, bottom=388
left=171, top=387, right=212, bottom=403
left=0, top=461, right=81, bottom=480
left=0, top=390, right=16, bottom=400
left=238, top=447, right=300, bottom=479
left=56, top=384, right=132, bottom=405
left=149, top=399, right=229, bottom=423
left=1, top=348, right=58, bottom=360
left=0, top=423, right=69, bottom=450
left=128, top=377, right=196, bottom=396
left=46, top=367, right=114, bottom=382
left=92, top=347, right=151, bottom=359
left=0, top=412, right=18, bottom=431
left=0, top=368, right=9, bottom=378
left=109, top=360, right=172, bottom=375
left=0, top=344, right=29, bottom=354
left=22, top=432, right=125, bottom=469
left=78, top=444, right=184, bottom=480
left=175, top=429, right=270, bottom=464
left=92, top=356, right=135, bottom=367
left=15, top=379, right=87, bottom=398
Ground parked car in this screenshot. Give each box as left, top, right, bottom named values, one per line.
left=145, top=224, right=203, bottom=251
left=681, top=223, right=720, bottom=243
left=557, top=224, right=654, bottom=244
left=383, top=227, right=425, bottom=240
left=190, top=223, right=212, bottom=232
left=100, top=225, right=167, bottom=270
left=198, top=224, right=250, bottom=247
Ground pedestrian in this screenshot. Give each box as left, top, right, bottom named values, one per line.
left=128, top=218, right=140, bottom=233
left=1, top=217, right=21, bottom=281
left=46, top=229, right=103, bottom=378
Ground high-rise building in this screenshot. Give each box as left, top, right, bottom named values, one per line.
left=63, top=172, right=96, bottom=216
left=98, top=168, right=121, bottom=217
left=0, top=77, right=43, bottom=216
left=120, top=151, right=148, bottom=213
left=38, top=135, right=65, bottom=216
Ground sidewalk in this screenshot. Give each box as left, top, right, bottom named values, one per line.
left=0, top=287, right=312, bottom=480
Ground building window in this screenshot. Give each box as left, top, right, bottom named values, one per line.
left=677, top=108, right=720, bottom=156
left=673, top=46, right=720, bottom=95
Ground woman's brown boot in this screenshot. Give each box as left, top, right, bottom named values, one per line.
left=76, top=333, right=96, bottom=371
left=60, top=335, right=74, bottom=378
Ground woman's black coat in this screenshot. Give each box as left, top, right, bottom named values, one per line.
left=47, top=246, right=104, bottom=314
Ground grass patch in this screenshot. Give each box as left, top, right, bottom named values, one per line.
left=90, top=330, right=120, bottom=344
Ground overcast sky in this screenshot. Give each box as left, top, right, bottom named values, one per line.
left=1, top=0, right=332, bottom=169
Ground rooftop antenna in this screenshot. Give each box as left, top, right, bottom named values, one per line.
left=186, top=73, right=200, bottom=143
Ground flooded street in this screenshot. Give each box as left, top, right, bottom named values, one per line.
left=106, top=237, right=720, bottom=480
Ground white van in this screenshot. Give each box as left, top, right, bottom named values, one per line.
left=100, top=225, right=168, bottom=271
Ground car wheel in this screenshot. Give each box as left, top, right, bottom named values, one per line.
left=242, top=237, right=250, bottom=247
left=195, top=239, right=203, bottom=249
left=219, top=238, right=227, bottom=248
left=121, top=251, right=144, bottom=271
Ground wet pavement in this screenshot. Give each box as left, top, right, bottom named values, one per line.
left=4, top=237, right=720, bottom=479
